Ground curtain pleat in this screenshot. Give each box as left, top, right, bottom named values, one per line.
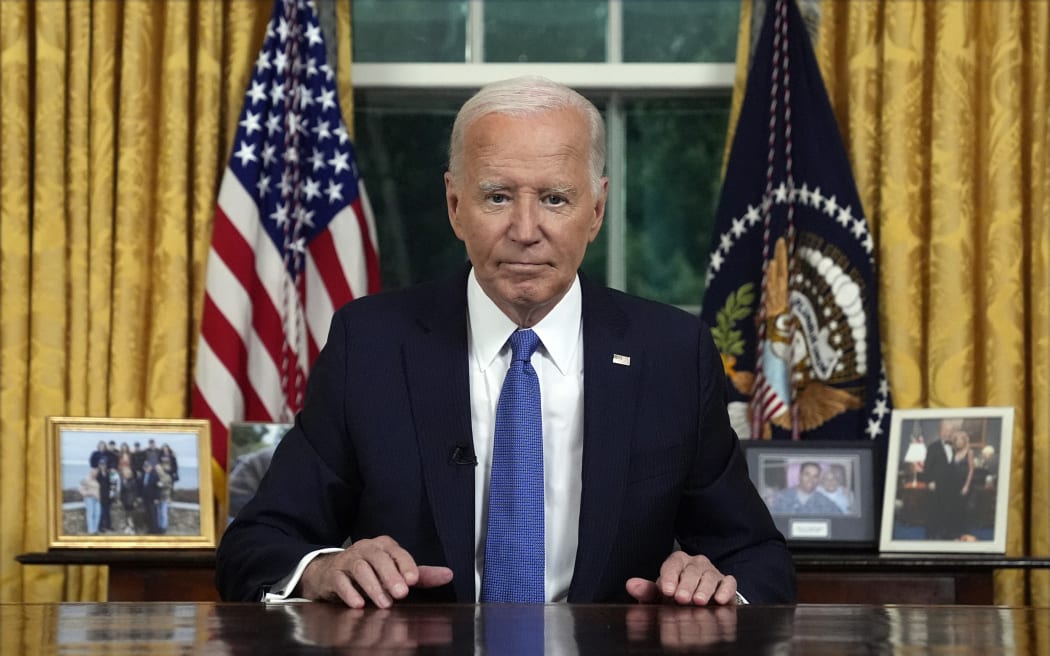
left=1, top=0, right=37, bottom=605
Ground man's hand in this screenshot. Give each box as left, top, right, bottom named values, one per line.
left=625, top=552, right=739, bottom=606
left=300, top=536, right=453, bottom=608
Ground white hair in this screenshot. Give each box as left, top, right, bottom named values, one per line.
left=447, top=76, right=606, bottom=196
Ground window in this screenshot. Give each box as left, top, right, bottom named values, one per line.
left=350, top=0, right=739, bottom=308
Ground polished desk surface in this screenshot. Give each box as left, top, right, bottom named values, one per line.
left=3, top=602, right=1048, bottom=654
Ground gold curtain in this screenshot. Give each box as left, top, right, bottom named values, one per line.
left=0, top=0, right=356, bottom=603
left=733, top=0, right=1049, bottom=604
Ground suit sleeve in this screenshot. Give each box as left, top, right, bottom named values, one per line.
left=674, top=322, right=797, bottom=604
left=215, top=311, right=361, bottom=602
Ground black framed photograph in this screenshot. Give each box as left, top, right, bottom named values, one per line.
left=740, top=440, right=877, bottom=548
left=879, top=407, right=1014, bottom=553
left=45, top=416, right=215, bottom=548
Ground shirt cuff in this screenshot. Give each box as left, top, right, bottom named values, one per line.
left=261, top=547, right=344, bottom=602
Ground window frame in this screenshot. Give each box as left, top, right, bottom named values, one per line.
left=349, top=0, right=737, bottom=296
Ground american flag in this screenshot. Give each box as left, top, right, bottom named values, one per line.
left=700, top=0, right=891, bottom=444
left=192, top=0, right=380, bottom=488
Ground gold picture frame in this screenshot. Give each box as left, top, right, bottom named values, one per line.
left=45, top=416, right=216, bottom=549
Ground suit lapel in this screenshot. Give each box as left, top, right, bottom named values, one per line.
left=569, top=280, right=640, bottom=602
left=403, top=270, right=477, bottom=602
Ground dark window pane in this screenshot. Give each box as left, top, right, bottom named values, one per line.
left=484, top=1, right=607, bottom=63
left=623, top=95, right=732, bottom=305
left=622, top=0, right=740, bottom=62
left=351, top=0, right=467, bottom=63
left=353, top=91, right=468, bottom=290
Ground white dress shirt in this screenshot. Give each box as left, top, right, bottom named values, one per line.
left=467, top=269, right=584, bottom=602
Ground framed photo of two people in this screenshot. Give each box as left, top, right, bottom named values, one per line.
left=880, top=407, right=1014, bottom=554
left=741, top=440, right=877, bottom=549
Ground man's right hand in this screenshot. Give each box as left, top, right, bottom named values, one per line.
left=300, top=536, right=454, bottom=608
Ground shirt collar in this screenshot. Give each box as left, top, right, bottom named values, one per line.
left=466, top=268, right=582, bottom=376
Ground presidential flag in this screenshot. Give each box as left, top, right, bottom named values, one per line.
left=192, top=0, right=380, bottom=492
left=700, top=0, right=891, bottom=442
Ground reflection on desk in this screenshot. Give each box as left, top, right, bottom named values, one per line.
left=1, top=602, right=1042, bottom=654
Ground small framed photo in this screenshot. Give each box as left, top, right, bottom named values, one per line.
left=226, top=421, right=291, bottom=524
left=741, top=440, right=877, bottom=548
left=45, top=416, right=215, bottom=548
left=879, top=407, right=1014, bottom=553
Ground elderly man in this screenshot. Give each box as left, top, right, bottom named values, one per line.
left=216, top=76, right=795, bottom=607
left=923, top=418, right=964, bottom=539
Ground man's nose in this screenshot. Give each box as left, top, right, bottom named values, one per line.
left=508, top=201, right=542, bottom=242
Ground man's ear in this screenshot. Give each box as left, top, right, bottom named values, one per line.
left=588, top=177, right=609, bottom=242
left=444, top=171, right=464, bottom=240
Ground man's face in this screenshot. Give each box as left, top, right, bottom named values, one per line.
left=939, top=419, right=962, bottom=440
left=445, top=108, right=607, bottom=326
left=798, top=465, right=820, bottom=493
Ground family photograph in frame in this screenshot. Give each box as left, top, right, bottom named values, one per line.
left=879, top=407, right=1014, bottom=553
left=226, top=421, right=291, bottom=525
left=740, top=441, right=877, bottom=549
left=45, top=416, right=215, bottom=549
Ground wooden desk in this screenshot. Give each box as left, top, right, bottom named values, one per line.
left=19, top=550, right=1050, bottom=604
left=0, top=602, right=1044, bottom=654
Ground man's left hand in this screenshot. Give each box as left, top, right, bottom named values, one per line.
left=625, top=552, right=738, bottom=606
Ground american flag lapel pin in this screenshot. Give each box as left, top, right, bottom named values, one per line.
left=612, top=354, right=631, bottom=366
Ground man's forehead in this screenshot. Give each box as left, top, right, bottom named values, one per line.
left=466, top=110, right=588, bottom=146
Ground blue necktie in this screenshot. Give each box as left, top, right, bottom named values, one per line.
left=482, top=328, right=544, bottom=603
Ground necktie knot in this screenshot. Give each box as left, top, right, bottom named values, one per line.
left=509, top=329, right=540, bottom=363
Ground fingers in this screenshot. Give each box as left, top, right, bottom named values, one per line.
left=628, top=553, right=739, bottom=606
left=329, top=567, right=368, bottom=609
left=301, top=536, right=452, bottom=608
left=665, top=554, right=737, bottom=605
left=625, top=577, right=662, bottom=603
left=416, top=565, right=455, bottom=588
left=662, top=554, right=738, bottom=606
left=708, top=575, right=738, bottom=606
left=346, top=549, right=401, bottom=608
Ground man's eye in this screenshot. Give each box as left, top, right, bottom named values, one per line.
left=545, top=195, right=566, bottom=206
left=488, top=193, right=508, bottom=204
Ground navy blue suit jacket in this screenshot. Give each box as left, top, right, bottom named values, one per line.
left=216, top=269, right=796, bottom=603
